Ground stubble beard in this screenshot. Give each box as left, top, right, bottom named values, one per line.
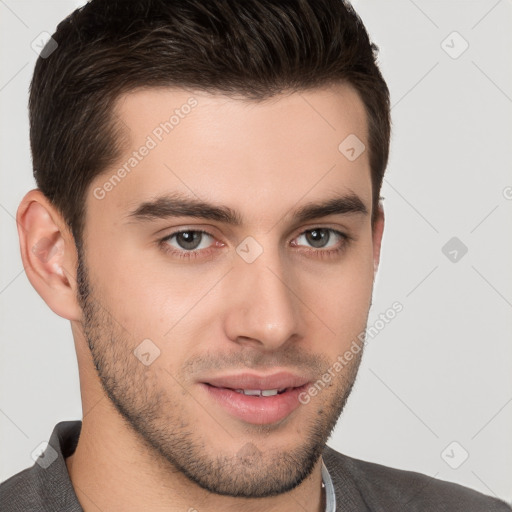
left=75, top=248, right=364, bottom=498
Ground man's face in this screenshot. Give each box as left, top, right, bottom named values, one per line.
left=77, top=85, right=382, bottom=497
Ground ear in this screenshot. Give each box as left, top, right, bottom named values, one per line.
left=16, top=189, right=82, bottom=321
left=372, top=202, right=385, bottom=275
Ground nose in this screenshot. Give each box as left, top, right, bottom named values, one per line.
left=223, top=247, right=303, bottom=351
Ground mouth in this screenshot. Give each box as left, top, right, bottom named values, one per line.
left=199, top=372, right=310, bottom=425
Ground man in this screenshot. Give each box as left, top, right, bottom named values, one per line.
left=1, top=0, right=510, bottom=510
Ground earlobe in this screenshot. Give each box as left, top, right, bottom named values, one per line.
left=372, top=203, right=385, bottom=275
left=16, top=189, right=82, bottom=321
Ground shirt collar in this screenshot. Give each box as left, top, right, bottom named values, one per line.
left=321, top=457, right=337, bottom=512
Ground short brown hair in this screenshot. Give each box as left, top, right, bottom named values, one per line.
left=30, top=0, right=391, bottom=245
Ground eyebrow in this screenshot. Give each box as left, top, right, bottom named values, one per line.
left=125, top=192, right=368, bottom=226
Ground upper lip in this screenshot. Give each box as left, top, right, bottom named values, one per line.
left=203, top=371, right=310, bottom=390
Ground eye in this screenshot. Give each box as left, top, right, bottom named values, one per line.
left=161, top=230, right=215, bottom=253
left=293, top=228, right=346, bottom=250
left=158, top=226, right=349, bottom=261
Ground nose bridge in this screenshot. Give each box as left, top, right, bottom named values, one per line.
left=223, top=243, right=301, bottom=349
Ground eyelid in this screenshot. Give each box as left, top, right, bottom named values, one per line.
left=158, top=226, right=350, bottom=259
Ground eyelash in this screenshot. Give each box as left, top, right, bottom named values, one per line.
left=157, top=228, right=351, bottom=261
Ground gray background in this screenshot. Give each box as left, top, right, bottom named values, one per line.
left=1, top=0, right=511, bottom=504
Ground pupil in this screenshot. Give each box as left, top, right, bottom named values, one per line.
left=306, top=229, right=329, bottom=248
left=177, top=231, right=201, bottom=250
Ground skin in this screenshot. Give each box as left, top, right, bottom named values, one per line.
left=17, top=84, right=384, bottom=512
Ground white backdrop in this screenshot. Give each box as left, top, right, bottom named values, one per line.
left=1, top=0, right=511, bottom=504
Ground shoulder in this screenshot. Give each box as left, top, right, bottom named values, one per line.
left=0, top=421, right=83, bottom=512
left=322, top=445, right=511, bottom=511
left=0, top=466, right=45, bottom=511
left=0, top=458, right=82, bottom=512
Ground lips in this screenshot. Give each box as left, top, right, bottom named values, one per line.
left=204, top=372, right=310, bottom=391
left=199, top=371, right=311, bottom=425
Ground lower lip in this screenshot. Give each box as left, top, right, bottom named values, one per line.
left=200, top=383, right=308, bottom=425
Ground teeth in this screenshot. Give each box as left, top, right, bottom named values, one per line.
left=234, top=389, right=281, bottom=396
left=243, top=389, right=262, bottom=396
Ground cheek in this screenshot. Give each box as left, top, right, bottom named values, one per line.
left=88, top=248, right=224, bottom=356
left=310, top=279, right=371, bottom=336
left=302, top=242, right=374, bottom=337
left=84, top=244, right=168, bottom=339
left=329, top=232, right=375, bottom=283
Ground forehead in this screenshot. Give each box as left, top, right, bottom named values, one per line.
left=88, top=85, right=371, bottom=228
